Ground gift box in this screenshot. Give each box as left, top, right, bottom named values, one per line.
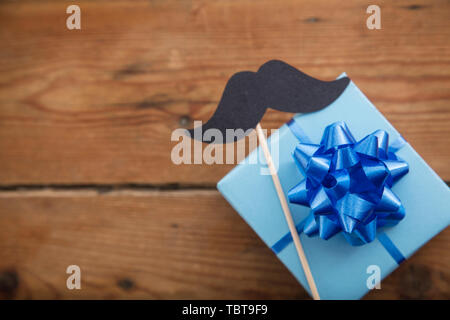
left=217, top=75, right=450, bottom=299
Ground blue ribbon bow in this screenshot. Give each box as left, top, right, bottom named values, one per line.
left=287, top=121, right=409, bottom=246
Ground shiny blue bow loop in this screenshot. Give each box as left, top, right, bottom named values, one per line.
left=287, top=121, right=409, bottom=247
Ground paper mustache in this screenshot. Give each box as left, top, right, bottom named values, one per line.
left=188, top=60, right=350, bottom=143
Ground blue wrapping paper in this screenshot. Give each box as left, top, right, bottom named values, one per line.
left=217, top=75, right=450, bottom=299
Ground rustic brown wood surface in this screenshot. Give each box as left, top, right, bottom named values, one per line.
left=0, top=0, right=449, bottom=299
left=0, top=0, right=449, bottom=184
left=0, top=190, right=448, bottom=299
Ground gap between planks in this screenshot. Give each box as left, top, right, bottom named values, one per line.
left=0, top=183, right=218, bottom=198
left=0, top=181, right=448, bottom=197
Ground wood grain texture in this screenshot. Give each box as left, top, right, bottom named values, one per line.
left=0, top=190, right=448, bottom=300
left=0, top=0, right=448, bottom=301
left=0, top=0, right=449, bottom=184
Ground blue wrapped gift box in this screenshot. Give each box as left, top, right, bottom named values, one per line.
left=217, top=76, right=450, bottom=299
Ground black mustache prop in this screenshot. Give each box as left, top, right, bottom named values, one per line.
left=188, top=60, right=350, bottom=143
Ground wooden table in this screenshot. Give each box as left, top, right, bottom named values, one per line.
left=0, top=0, right=448, bottom=299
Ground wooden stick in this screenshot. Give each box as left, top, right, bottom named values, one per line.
left=255, top=123, right=320, bottom=300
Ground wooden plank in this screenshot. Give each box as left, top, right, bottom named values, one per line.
left=0, top=190, right=448, bottom=299
left=0, top=0, right=449, bottom=184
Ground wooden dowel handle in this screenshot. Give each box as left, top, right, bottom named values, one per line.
left=255, top=123, right=320, bottom=300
